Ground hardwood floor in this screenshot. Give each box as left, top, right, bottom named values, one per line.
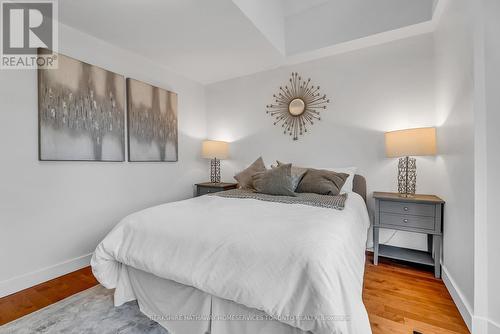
left=0, top=267, right=98, bottom=325
left=364, top=253, right=469, bottom=334
left=0, top=257, right=470, bottom=333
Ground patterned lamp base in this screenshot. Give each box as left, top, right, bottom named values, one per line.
left=398, top=156, right=416, bottom=196
left=210, top=158, right=221, bottom=183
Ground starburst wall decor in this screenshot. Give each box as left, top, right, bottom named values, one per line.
left=266, top=72, right=330, bottom=140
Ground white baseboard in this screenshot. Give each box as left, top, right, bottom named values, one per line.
left=441, top=264, right=473, bottom=331
left=0, top=253, right=92, bottom=298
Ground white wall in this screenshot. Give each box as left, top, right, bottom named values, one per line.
left=433, top=0, right=475, bottom=328
left=482, top=0, right=500, bottom=331
left=206, top=34, right=439, bottom=251
left=0, top=23, right=207, bottom=297
left=472, top=0, right=500, bottom=332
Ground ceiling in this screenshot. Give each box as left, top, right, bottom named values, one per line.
left=284, top=0, right=434, bottom=55
left=282, top=0, right=330, bottom=17
left=58, top=0, right=436, bottom=84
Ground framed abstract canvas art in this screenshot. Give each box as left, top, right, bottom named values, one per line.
left=38, top=51, right=126, bottom=161
left=126, top=78, right=178, bottom=162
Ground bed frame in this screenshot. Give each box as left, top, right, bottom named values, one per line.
left=353, top=174, right=367, bottom=203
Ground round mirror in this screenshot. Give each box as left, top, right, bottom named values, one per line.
left=289, top=98, right=305, bottom=116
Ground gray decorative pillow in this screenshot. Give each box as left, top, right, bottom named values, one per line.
left=234, top=157, right=266, bottom=189
left=252, top=163, right=297, bottom=197
left=296, top=168, right=349, bottom=196
left=276, top=160, right=308, bottom=191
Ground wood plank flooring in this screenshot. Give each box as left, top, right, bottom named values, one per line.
left=364, top=253, right=469, bottom=334
left=0, top=256, right=470, bottom=333
left=0, top=267, right=98, bottom=325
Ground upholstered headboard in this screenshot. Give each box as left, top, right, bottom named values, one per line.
left=353, top=174, right=367, bottom=203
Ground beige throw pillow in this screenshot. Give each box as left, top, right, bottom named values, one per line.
left=252, top=163, right=296, bottom=197
left=276, top=160, right=308, bottom=190
left=296, top=168, right=349, bottom=196
left=234, top=157, right=266, bottom=189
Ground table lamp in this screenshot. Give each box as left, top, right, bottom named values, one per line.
left=385, top=127, right=437, bottom=197
left=202, top=140, right=229, bottom=183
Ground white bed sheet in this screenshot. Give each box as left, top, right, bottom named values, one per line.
left=92, top=192, right=371, bottom=334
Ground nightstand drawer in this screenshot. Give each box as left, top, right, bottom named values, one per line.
left=195, top=182, right=238, bottom=197
left=380, top=212, right=435, bottom=230
left=380, top=201, right=435, bottom=217
left=197, top=187, right=220, bottom=196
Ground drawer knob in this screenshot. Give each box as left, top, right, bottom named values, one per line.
left=403, top=219, right=409, bottom=223
left=403, top=207, right=409, bottom=211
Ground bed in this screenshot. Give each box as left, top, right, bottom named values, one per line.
left=91, top=175, right=371, bottom=334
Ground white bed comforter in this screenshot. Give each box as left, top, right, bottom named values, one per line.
left=91, top=193, right=371, bottom=334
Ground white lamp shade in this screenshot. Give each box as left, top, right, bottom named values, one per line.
left=202, top=140, right=229, bottom=159
left=385, top=127, right=437, bottom=158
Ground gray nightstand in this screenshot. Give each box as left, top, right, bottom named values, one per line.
left=373, top=192, right=445, bottom=278
left=195, top=182, right=238, bottom=197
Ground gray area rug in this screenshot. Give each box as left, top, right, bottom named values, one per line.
left=0, top=285, right=169, bottom=334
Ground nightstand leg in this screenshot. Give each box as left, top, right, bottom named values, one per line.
left=433, top=234, right=442, bottom=278
left=427, top=234, right=433, bottom=257
left=373, top=227, right=379, bottom=265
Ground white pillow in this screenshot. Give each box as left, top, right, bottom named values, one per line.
left=319, top=166, right=357, bottom=194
